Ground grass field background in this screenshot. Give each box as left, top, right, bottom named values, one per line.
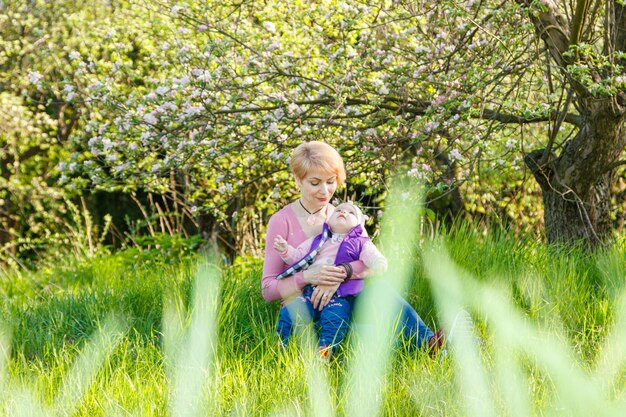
left=0, top=222, right=625, bottom=416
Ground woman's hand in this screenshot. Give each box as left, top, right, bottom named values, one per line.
left=311, top=283, right=341, bottom=310
left=303, top=264, right=346, bottom=286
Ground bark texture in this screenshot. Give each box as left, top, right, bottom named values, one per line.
left=519, top=0, right=626, bottom=246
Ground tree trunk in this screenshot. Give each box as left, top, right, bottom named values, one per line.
left=540, top=172, right=612, bottom=245
left=526, top=99, right=626, bottom=246
left=514, top=1, right=626, bottom=247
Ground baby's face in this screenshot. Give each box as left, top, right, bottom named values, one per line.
left=328, top=203, right=359, bottom=234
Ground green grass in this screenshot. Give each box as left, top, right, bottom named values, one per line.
left=0, top=223, right=625, bottom=416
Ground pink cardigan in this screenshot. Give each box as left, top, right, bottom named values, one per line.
left=261, top=203, right=366, bottom=303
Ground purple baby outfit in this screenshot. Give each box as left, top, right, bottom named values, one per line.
left=279, top=222, right=369, bottom=297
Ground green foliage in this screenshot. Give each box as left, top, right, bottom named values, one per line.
left=123, top=233, right=204, bottom=265
left=0, top=0, right=126, bottom=263
left=4, top=0, right=626, bottom=256
left=47, top=0, right=556, bottom=249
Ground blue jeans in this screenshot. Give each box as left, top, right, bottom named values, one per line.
left=353, top=280, right=434, bottom=349
left=277, top=285, right=353, bottom=350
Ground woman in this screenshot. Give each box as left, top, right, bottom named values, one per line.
left=261, top=141, right=440, bottom=351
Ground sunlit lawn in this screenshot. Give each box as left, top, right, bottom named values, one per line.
left=0, top=221, right=625, bottom=416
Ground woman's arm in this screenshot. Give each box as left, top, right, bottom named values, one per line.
left=261, top=213, right=308, bottom=302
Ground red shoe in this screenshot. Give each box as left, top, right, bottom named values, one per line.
left=318, top=345, right=332, bottom=360
left=427, top=329, right=445, bottom=356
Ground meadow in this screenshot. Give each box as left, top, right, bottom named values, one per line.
left=0, top=221, right=625, bottom=417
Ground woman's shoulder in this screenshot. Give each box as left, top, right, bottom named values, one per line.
left=269, top=203, right=296, bottom=222
left=267, top=203, right=298, bottom=233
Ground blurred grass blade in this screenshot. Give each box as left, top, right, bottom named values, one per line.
left=477, top=283, right=609, bottom=417
left=424, top=247, right=495, bottom=417
left=0, top=324, right=13, bottom=417
left=0, top=324, right=10, bottom=397
left=347, top=182, right=422, bottom=417
left=166, top=253, right=220, bottom=417
left=594, top=291, right=626, bottom=405
left=494, top=349, right=531, bottom=417
left=6, top=388, right=49, bottom=417
left=426, top=246, right=620, bottom=417
left=52, top=315, right=128, bottom=416
left=307, top=358, right=334, bottom=417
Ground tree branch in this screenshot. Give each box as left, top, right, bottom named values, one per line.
left=570, top=0, right=590, bottom=47
left=601, top=158, right=626, bottom=174
left=615, top=1, right=626, bottom=57
left=210, top=95, right=582, bottom=126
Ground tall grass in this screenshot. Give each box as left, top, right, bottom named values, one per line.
left=0, top=202, right=624, bottom=415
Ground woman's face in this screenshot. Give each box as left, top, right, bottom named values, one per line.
left=297, top=169, right=337, bottom=210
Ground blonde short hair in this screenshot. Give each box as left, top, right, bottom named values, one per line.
left=290, top=141, right=346, bottom=187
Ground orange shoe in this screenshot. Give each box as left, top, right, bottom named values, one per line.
left=318, top=345, right=332, bottom=360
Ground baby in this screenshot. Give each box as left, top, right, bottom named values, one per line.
left=273, top=202, right=387, bottom=358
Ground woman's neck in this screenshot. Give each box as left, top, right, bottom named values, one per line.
left=299, top=199, right=326, bottom=215
left=292, top=199, right=327, bottom=230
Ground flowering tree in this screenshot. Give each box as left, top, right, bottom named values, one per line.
left=16, top=0, right=623, bottom=250
left=55, top=1, right=542, bottom=249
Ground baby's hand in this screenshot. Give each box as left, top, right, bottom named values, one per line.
left=273, top=235, right=288, bottom=253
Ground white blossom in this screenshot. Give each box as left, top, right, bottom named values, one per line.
left=158, top=101, right=178, bottom=112
left=28, top=71, right=43, bottom=85
left=424, top=121, right=440, bottom=133
left=114, top=163, right=127, bottom=174
left=101, top=138, right=114, bottom=152
left=171, top=6, right=182, bottom=17
left=505, top=139, right=517, bottom=149
left=267, top=41, right=281, bottom=51
left=407, top=168, right=422, bottom=178
left=449, top=148, right=463, bottom=161
left=88, top=137, right=100, bottom=149
left=287, top=103, right=300, bottom=115
left=144, top=113, right=158, bottom=125
left=263, top=21, right=276, bottom=33
left=184, top=104, right=203, bottom=117
left=273, top=108, right=284, bottom=119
